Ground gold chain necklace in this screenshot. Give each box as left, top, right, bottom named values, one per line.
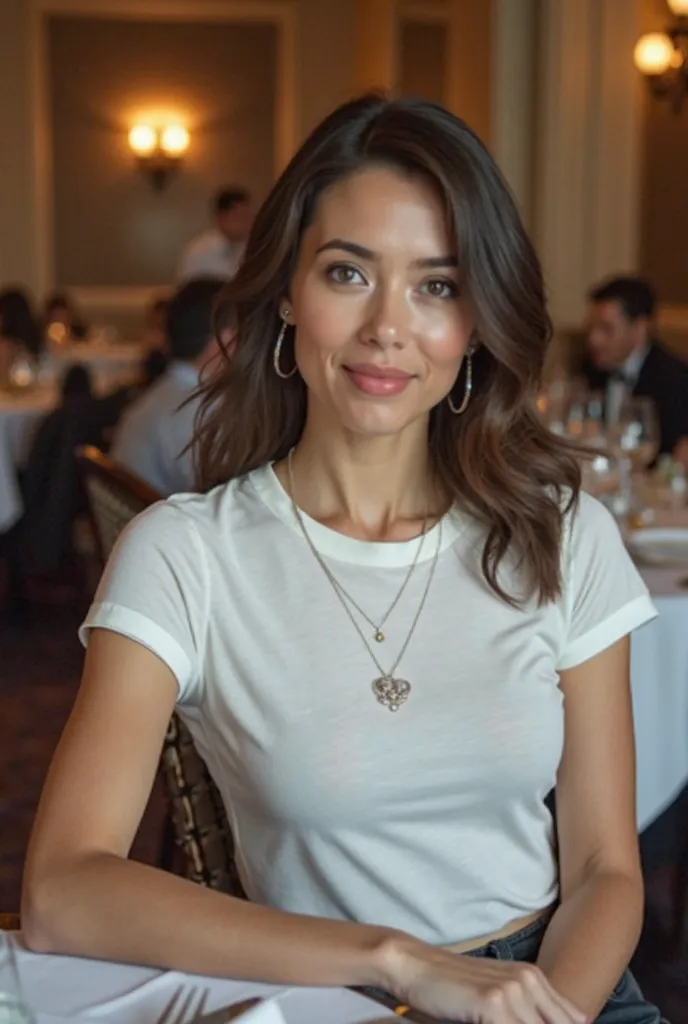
left=287, top=449, right=428, bottom=643
left=286, top=449, right=442, bottom=711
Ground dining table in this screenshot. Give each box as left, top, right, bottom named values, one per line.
left=5, top=931, right=397, bottom=1024
left=45, top=340, right=144, bottom=395
left=0, top=386, right=56, bottom=533
left=621, top=502, right=688, bottom=832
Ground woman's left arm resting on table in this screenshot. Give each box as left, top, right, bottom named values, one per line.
left=537, top=636, right=645, bottom=1020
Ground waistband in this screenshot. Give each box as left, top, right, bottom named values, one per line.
left=466, top=908, right=553, bottom=962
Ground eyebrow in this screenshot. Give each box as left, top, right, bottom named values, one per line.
left=315, top=238, right=458, bottom=269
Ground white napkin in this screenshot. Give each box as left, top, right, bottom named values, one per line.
left=235, top=999, right=287, bottom=1024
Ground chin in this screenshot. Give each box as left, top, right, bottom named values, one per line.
left=333, top=399, right=426, bottom=439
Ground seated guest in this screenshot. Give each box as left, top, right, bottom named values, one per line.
left=177, top=186, right=252, bottom=283
left=0, top=286, right=42, bottom=358
left=143, top=294, right=170, bottom=353
left=583, top=275, right=688, bottom=457
left=111, top=278, right=229, bottom=495
left=43, top=291, right=88, bottom=340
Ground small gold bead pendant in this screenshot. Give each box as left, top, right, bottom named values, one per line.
left=374, top=631, right=385, bottom=643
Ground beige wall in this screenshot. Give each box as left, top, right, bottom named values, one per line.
left=0, top=0, right=36, bottom=291
left=399, top=21, right=447, bottom=104
left=49, top=16, right=276, bottom=288
left=298, top=0, right=356, bottom=137
left=637, top=0, right=688, bottom=306
left=0, top=0, right=500, bottom=308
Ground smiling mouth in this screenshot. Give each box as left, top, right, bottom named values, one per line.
left=342, top=363, right=415, bottom=397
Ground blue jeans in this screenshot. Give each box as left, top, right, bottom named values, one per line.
left=464, top=913, right=668, bottom=1023
left=366, top=913, right=669, bottom=1023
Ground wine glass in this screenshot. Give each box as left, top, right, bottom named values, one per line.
left=606, top=396, right=660, bottom=521
left=608, top=396, right=660, bottom=472
left=0, top=933, right=35, bottom=1023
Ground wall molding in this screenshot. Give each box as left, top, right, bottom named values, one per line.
left=70, top=286, right=170, bottom=311
left=659, top=305, right=688, bottom=332
left=399, top=0, right=448, bottom=23
left=28, top=0, right=299, bottom=297
left=534, top=0, right=645, bottom=330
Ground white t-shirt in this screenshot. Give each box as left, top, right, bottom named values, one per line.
left=80, top=465, right=657, bottom=947
left=177, top=227, right=245, bottom=283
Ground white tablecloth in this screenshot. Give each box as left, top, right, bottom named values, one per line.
left=46, top=342, right=144, bottom=395
left=0, top=389, right=56, bottom=533
left=8, top=934, right=394, bottom=1024
left=633, top=565, right=688, bottom=831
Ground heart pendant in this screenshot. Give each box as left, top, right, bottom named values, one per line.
left=372, top=676, right=411, bottom=712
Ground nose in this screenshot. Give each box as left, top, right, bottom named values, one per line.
left=359, top=281, right=408, bottom=350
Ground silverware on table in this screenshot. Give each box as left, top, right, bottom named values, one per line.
left=158, top=986, right=208, bottom=1024
left=189, top=997, right=264, bottom=1023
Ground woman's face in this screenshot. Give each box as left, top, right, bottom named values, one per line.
left=286, top=165, right=474, bottom=438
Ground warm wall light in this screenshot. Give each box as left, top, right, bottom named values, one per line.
left=128, top=124, right=157, bottom=156
left=160, top=125, right=190, bottom=156
left=634, top=32, right=675, bottom=76
left=634, top=7, right=688, bottom=112
left=128, top=122, right=190, bottom=190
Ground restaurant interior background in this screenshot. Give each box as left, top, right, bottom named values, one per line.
left=1, top=0, right=687, bottom=1019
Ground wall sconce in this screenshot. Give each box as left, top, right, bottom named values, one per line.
left=634, top=0, right=688, bottom=113
left=128, top=123, right=190, bottom=190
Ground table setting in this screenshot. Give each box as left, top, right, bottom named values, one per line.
left=1, top=930, right=399, bottom=1024
left=0, top=333, right=144, bottom=534
left=540, top=378, right=688, bottom=831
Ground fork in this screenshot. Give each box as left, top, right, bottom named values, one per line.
left=158, top=986, right=209, bottom=1024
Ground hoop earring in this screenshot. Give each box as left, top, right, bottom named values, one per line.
left=447, top=350, right=473, bottom=415
left=273, top=319, right=297, bottom=379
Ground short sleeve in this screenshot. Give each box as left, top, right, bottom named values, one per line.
left=557, top=492, right=657, bottom=671
left=79, top=502, right=209, bottom=703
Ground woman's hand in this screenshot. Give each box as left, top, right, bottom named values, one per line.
left=379, top=935, right=588, bottom=1024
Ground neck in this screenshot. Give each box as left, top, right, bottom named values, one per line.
left=279, top=415, right=445, bottom=543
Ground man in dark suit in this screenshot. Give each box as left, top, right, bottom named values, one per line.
left=583, top=276, right=688, bottom=459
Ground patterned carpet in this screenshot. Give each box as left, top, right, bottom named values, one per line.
left=1, top=583, right=686, bottom=1020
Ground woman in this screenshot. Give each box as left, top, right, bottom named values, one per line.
left=43, top=291, right=87, bottom=341
left=22, top=95, right=664, bottom=1023
left=0, top=287, right=42, bottom=371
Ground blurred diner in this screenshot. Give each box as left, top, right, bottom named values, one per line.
left=177, top=186, right=253, bottom=283
left=111, top=277, right=230, bottom=496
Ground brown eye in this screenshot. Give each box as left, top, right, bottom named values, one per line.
left=327, top=264, right=365, bottom=285
left=422, top=278, right=459, bottom=299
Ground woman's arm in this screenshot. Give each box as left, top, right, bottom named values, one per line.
left=536, top=636, right=644, bottom=1018
left=21, top=629, right=393, bottom=985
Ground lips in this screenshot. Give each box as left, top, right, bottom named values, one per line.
left=343, top=363, right=414, bottom=397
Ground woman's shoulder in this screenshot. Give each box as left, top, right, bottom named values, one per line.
left=561, top=489, right=620, bottom=550
left=120, top=465, right=275, bottom=554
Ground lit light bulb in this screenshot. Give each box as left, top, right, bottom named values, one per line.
left=633, top=33, right=674, bottom=75
left=668, top=0, right=688, bottom=16
left=160, top=125, right=190, bottom=156
left=128, top=124, right=157, bottom=156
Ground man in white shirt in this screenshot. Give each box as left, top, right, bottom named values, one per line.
left=112, top=278, right=229, bottom=495
left=177, top=187, right=252, bottom=283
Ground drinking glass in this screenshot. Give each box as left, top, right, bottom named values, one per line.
left=606, top=396, right=660, bottom=520
left=608, top=395, right=660, bottom=471
left=0, top=933, right=35, bottom=1024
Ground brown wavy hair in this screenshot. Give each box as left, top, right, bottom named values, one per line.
left=196, top=93, right=582, bottom=606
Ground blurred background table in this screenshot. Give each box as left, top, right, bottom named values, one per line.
left=633, top=562, right=688, bottom=832
left=45, top=340, right=144, bottom=395
left=0, top=387, right=56, bottom=533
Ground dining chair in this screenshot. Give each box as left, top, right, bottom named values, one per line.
left=76, top=446, right=244, bottom=897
